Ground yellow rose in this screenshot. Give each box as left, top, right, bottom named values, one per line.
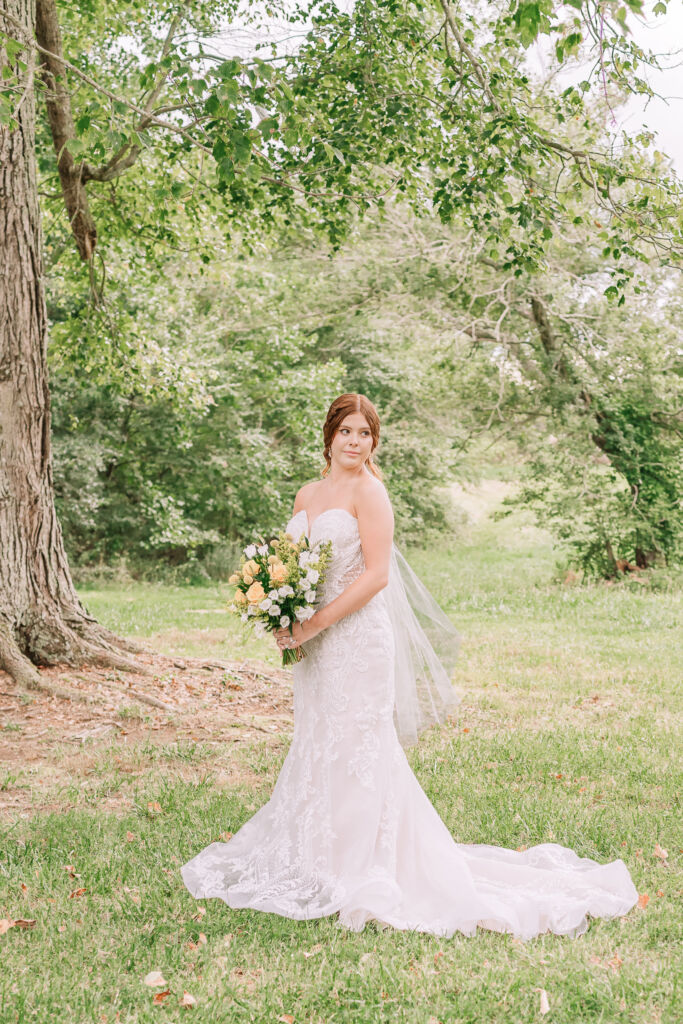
left=269, top=562, right=287, bottom=584
left=243, top=559, right=259, bottom=577
left=246, top=580, right=266, bottom=604
left=228, top=573, right=240, bottom=584
left=233, top=589, right=247, bottom=605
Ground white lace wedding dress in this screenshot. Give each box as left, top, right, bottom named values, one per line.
left=181, top=508, right=638, bottom=939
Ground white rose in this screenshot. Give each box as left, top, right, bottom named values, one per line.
left=258, top=544, right=269, bottom=556
left=280, top=615, right=290, bottom=628
left=306, top=569, right=320, bottom=584
left=302, top=607, right=315, bottom=621
left=295, top=606, right=307, bottom=622
left=278, top=585, right=294, bottom=598
left=244, top=544, right=257, bottom=558
left=268, top=604, right=281, bottom=616
left=268, top=589, right=279, bottom=600
left=305, top=590, right=316, bottom=602
left=259, top=598, right=272, bottom=611
left=298, top=552, right=311, bottom=567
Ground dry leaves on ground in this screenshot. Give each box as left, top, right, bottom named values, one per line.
left=143, top=970, right=167, bottom=988
left=302, top=943, right=323, bottom=959
left=0, top=918, right=36, bottom=933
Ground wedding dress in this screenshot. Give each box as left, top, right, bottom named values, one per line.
left=181, top=508, right=638, bottom=939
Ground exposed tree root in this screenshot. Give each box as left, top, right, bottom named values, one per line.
left=0, top=622, right=45, bottom=692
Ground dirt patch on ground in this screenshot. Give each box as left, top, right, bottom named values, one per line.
left=0, top=652, right=293, bottom=819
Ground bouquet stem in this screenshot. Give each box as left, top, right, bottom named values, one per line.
left=282, top=645, right=306, bottom=667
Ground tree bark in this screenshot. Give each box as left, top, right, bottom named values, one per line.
left=0, top=0, right=139, bottom=692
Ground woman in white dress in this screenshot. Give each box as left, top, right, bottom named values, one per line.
left=181, top=393, right=638, bottom=939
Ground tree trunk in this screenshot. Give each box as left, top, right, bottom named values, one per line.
left=0, top=0, right=139, bottom=691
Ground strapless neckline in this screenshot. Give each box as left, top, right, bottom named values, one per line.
left=290, top=507, right=358, bottom=537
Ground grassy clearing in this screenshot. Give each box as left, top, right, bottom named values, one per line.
left=1, top=497, right=681, bottom=1023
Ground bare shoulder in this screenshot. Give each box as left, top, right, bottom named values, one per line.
left=293, top=479, right=322, bottom=513
left=353, top=474, right=393, bottom=520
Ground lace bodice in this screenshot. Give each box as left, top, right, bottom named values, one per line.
left=285, top=507, right=366, bottom=603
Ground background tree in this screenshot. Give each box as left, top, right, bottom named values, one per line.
left=1, top=0, right=681, bottom=691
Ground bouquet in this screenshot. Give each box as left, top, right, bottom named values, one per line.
left=227, top=529, right=332, bottom=665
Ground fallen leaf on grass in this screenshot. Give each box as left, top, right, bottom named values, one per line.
left=63, top=865, right=79, bottom=878
left=198, top=933, right=207, bottom=945
left=143, top=971, right=167, bottom=988
left=191, top=906, right=206, bottom=921
left=637, top=893, right=650, bottom=909
left=69, top=888, right=87, bottom=899
left=12, top=918, right=36, bottom=929
left=125, top=831, right=136, bottom=842
left=277, top=1016, right=294, bottom=1024
left=654, top=843, right=668, bottom=861
left=218, top=831, right=233, bottom=842
left=0, top=919, right=14, bottom=935
left=180, top=991, right=196, bottom=1007
left=57, top=925, right=67, bottom=933
left=152, top=990, right=170, bottom=1004
left=147, top=801, right=162, bottom=815
left=657, top=889, right=665, bottom=898
left=538, top=989, right=550, bottom=1015
left=302, top=943, right=323, bottom=959
left=607, top=954, right=623, bottom=971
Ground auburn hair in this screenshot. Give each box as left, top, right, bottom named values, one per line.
left=321, top=393, right=383, bottom=479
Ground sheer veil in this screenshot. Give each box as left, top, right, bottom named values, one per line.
left=385, top=543, right=461, bottom=747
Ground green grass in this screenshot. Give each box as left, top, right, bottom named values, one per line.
left=1, top=504, right=681, bottom=1023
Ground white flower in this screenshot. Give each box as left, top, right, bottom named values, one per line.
left=241, top=612, right=248, bottom=622
left=259, top=598, right=272, bottom=611
left=278, top=585, right=294, bottom=598
left=279, top=615, right=290, bottom=628
left=244, top=544, right=257, bottom=558
left=268, top=589, right=279, bottom=601
left=268, top=604, right=281, bottom=616
left=298, top=552, right=311, bottom=567
left=305, top=590, right=316, bottom=603
left=247, top=605, right=257, bottom=616
left=258, top=544, right=269, bottom=556
left=302, top=607, right=315, bottom=621
left=306, top=569, right=320, bottom=584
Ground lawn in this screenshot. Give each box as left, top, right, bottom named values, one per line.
left=1, top=493, right=681, bottom=1023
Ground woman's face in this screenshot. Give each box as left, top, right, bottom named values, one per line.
left=330, top=413, right=374, bottom=470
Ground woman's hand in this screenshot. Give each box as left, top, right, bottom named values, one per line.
left=273, top=614, right=323, bottom=652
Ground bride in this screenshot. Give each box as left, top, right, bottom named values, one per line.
left=181, top=393, right=638, bottom=939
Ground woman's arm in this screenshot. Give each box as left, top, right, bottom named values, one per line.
left=276, top=481, right=394, bottom=648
